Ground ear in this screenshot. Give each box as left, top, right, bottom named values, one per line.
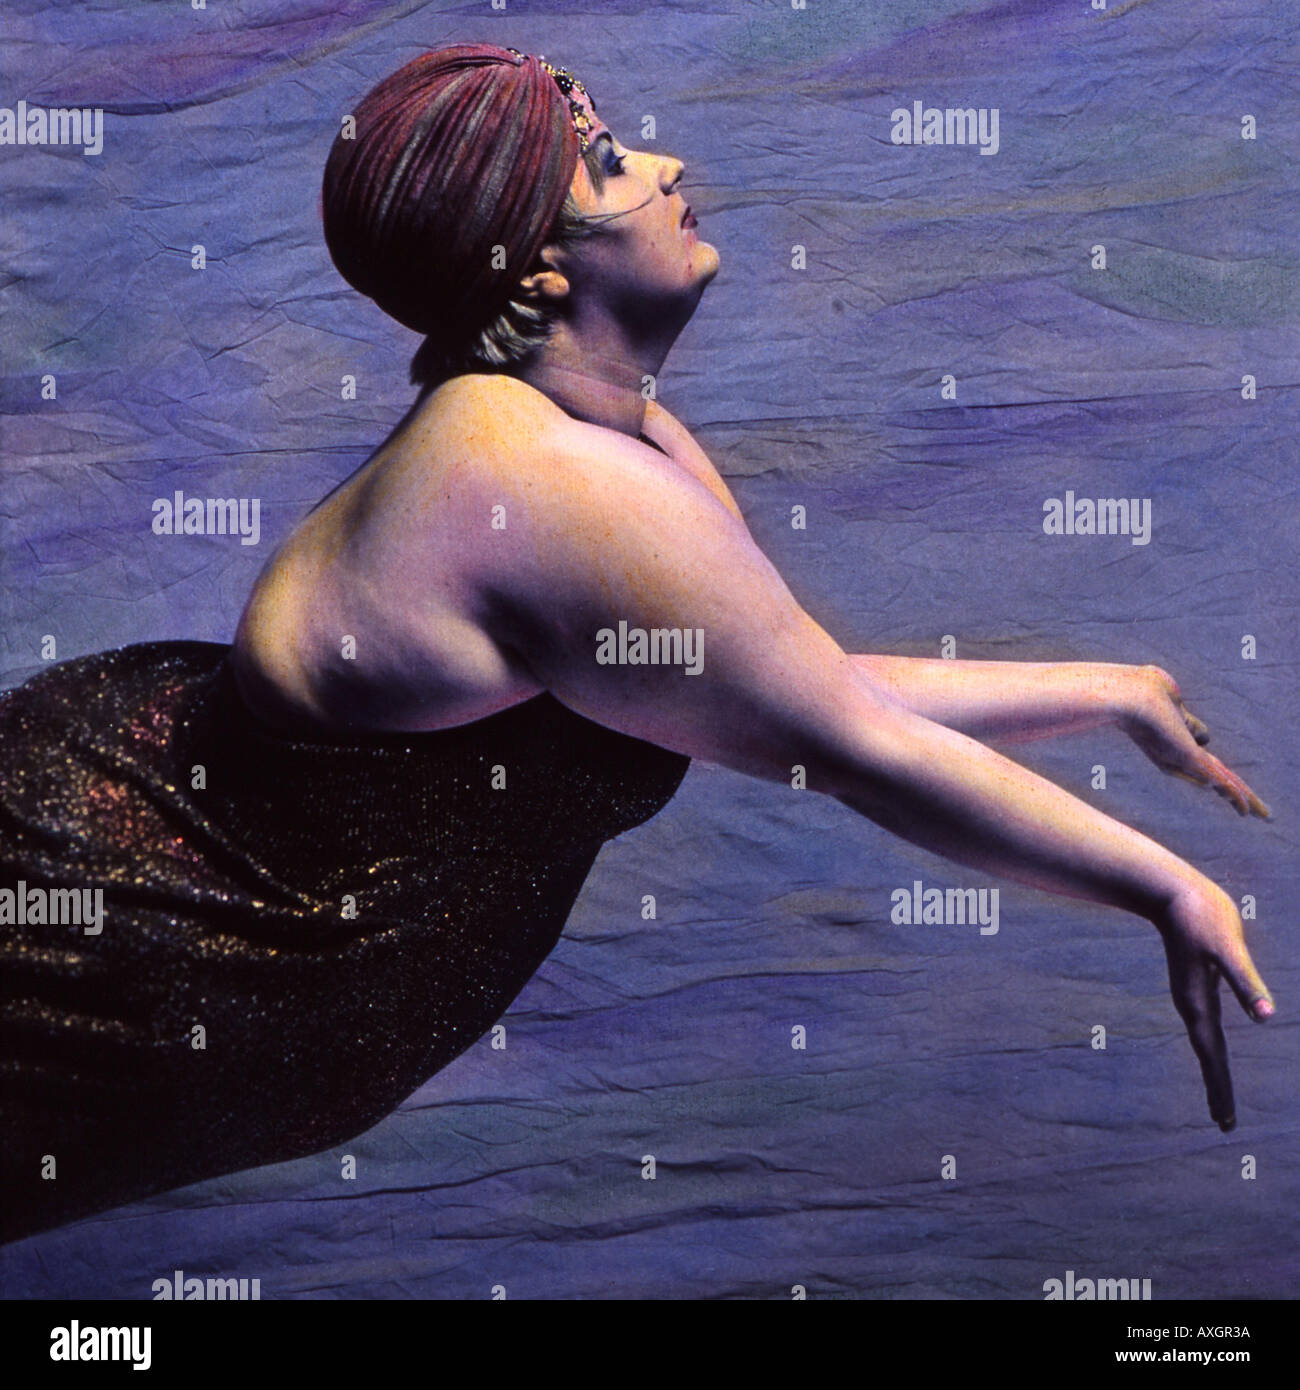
left=516, top=242, right=571, bottom=306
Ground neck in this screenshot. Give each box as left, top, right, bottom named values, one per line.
left=514, top=314, right=680, bottom=438
left=518, top=360, right=647, bottom=437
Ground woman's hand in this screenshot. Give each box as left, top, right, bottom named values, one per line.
left=1156, top=881, right=1275, bottom=1130
left=1119, top=666, right=1270, bottom=818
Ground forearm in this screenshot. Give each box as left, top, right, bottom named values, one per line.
left=818, top=684, right=1200, bottom=922
left=850, top=655, right=1135, bottom=743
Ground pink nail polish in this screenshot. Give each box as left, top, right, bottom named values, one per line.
left=1255, top=999, right=1274, bottom=1020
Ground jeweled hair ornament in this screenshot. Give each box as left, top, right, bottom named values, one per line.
left=507, top=47, right=595, bottom=153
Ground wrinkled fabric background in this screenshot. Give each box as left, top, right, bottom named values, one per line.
left=2, top=0, right=1297, bottom=1300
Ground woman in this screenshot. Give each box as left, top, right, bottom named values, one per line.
left=0, top=43, right=1273, bottom=1245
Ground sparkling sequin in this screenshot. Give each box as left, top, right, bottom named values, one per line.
left=0, top=641, right=689, bottom=1241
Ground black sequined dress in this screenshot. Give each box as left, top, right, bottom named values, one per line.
left=0, top=641, right=689, bottom=1242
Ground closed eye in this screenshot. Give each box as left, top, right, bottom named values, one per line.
left=602, top=137, right=628, bottom=176
left=584, top=130, right=627, bottom=188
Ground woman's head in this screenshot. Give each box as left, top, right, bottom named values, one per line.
left=547, top=86, right=719, bottom=347
left=320, top=43, right=716, bottom=389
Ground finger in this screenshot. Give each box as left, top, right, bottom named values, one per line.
left=1176, top=701, right=1211, bottom=746
left=1212, top=784, right=1249, bottom=817
left=1166, top=945, right=1235, bottom=1129
left=1135, top=715, right=1269, bottom=817
left=1214, top=938, right=1276, bottom=1024
left=1237, top=776, right=1272, bottom=819
left=1206, top=761, right=1268, bottom=811
left=1164, top=766, right=1210, bottom=788
left=1161, top=756, right=1268, bottom=820
left=1193, top=752, right=1248, bottom=815
left=1210, top=766, right=1249, bottom=816
left=1196, top=752, right=1269, bottom=819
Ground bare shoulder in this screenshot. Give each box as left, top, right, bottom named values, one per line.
left=642, top=399, right=744, bottom=520
left=425, top=377, right=676, bottom=498
left=418, top=377, right=738, bottom=519
left=414, top=372, right=568, bottom=455
left=466, top=391, right=729, bottom=525
left=380, top=373, right=576, bottom=526
left=431, top=371, right=557, bottom=412
left=412, top=378, right=742, bottom=563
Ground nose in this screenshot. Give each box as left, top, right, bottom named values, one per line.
left=659, top=155, right=685, bottom=194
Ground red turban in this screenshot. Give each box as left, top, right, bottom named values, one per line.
left=321, top=43, right=585, bottom=346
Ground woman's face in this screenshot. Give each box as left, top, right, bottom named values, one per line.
left=560, top=90, right=720, bottom=329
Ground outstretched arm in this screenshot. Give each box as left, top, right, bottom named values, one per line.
left=642, top=403, right=1267, bottom=817
left=849, top=655, right=1138, bottom=741
left=468, top=385, right=1275, bottom=1130
left=849, top=655, right=1269, bottom=817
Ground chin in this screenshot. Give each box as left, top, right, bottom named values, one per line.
left=693, top=241, right=721, bottom=286
left=687, top=252, right=720, bottom=312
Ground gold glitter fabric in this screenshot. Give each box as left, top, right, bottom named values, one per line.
left=0, top=641, right=689, bottom=1241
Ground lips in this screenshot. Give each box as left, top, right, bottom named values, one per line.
left=681, top=203, right=697, bottom=228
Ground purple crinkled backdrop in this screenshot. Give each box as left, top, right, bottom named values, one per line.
left=1, top=0, right=1297, bottom=1299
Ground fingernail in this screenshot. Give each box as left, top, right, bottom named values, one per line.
left=1254, top=999, right=1274, bottom=1021
left=1218, top=1116, right=1236, bottom=1133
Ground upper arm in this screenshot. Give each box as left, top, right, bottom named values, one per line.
left=475, top=418, right=902, bottom=790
